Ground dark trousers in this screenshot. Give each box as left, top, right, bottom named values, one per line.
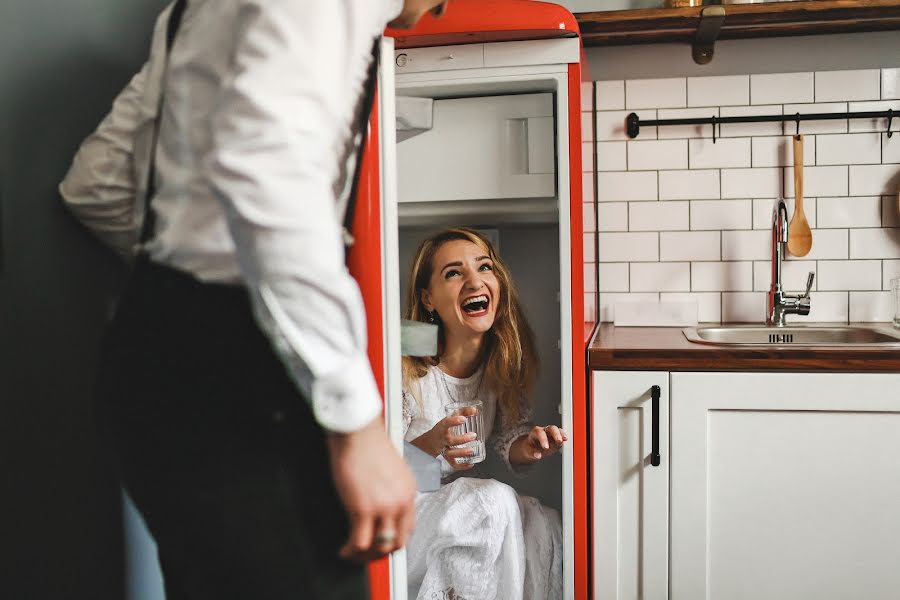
left=96, top=257, right=367, bottom=600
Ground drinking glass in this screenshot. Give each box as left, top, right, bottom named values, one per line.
left=892, top=278, right=900, bottom=329
left=444, top=400, right=486, bottom=464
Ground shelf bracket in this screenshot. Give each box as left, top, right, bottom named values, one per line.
left=692, top=6, right=725, bottom=65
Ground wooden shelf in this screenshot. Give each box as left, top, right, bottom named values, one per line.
left=577, top=0, right=900, bottom=47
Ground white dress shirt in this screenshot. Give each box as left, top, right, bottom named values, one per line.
left=60, top=0, right=402, bottom=433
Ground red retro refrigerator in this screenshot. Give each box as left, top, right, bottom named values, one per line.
left=347, top=2, right=591, bottom=598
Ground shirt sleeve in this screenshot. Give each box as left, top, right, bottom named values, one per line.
left=58, top=60, right=151, bottom=260
left=490, top=395, right=535, bottom=475
left=205, top=1, right=399, bottom=434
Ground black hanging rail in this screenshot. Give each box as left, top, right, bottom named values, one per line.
left=626, top=108, right=896, bottom=142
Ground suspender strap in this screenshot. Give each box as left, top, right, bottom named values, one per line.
left=342, top=39, right=382, bottom=249
left=139, top=0, right=187, bottom=246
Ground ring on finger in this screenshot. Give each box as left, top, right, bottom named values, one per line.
left=374, top=530, right=397, bottom=545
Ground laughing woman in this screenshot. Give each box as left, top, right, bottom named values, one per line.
left=402, top=227, right=566, bottom=600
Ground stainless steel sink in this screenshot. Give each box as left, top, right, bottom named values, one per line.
left=683, top=324, right=900, bottom=347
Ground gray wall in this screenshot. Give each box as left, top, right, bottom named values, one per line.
left=0, top=1, right=166, bottom=598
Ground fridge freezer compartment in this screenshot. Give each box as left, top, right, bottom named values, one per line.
left=397, top=92, right=557, bottom=204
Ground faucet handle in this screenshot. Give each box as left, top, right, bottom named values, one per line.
left=802, top=271, right=815, bottom=298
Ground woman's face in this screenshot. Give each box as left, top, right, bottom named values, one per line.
left=421, top=239, right=501, bottom=340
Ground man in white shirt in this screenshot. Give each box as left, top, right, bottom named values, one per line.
left=60, top=1, right=449, bottom=598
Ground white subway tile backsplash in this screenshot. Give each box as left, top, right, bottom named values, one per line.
left=884, top=260, right=900, bottom=289
left=659, top=170, right=720, bottom=200
left=753, top=260, right=817, bottom=293
left=815, top=69, right=880, bottom=102
left=692, top=199, right=752, bottom=230
left=598, top=292, right=659, bottom=322
left=884, top=134, right=900, bottom=164
left=582, top=142, right=593, bottom=173
left=585, top=233, right=596, bottom=262
left=597, top=110, right=657, bottom=141
left=629, top=201, right=689, bottom=231
left=817, top=196, right=882, bottom=229
left=627, top=140, right=688, bottom=171
left=626, top=78, right=686, bottom=110
left=722, top=230, right=769, bottom=261
left=584, top=263, right=597, bottom=293
left=751, top=135, right=815, bottom=168
left=597, top=232, right=659, bottom=262
left=784, top=228, right=848, bottom=260
left=721, top=105, right=783, bottom=137
left=582, top=173, right=594, bottom=203
left=816, top=133, right=881, bottom=166
left=583, top=203, right=596, bottom=233
left=785, top=166, right=849, bottom=198
left=660, top=231, right=720, bottom=262
left=582, top=113, right=593, bottom=143
left=598, top=263, right=629, bottom=292
left=596, top=80, right=625, bottom=111
left=722, top=292, right=766, bottom=322
left=584, top=293, right=596, bottom=323
left=722, top=168, right=781, bottom=199
left=751, top=72, right=814, bottom=105
left=850, top=291, right=894, bottom=321
left=692, top=261, right=753, bottom=292
left=688, top=75, right=749, bottom=108
left=850, top=228, right=900, bottom=259
left=849, top=165, right=900, bottom=196
left=782, top=103, right=848, bottom=135
left=630, top=262, right=690, bottom=292
left=661, top=292, right=722, bottom=322
left=598, top=171, right=658, bottom=202
left=817, top=260, right=882, bottom=290
left=657, top=108, right=718, bottom=140
left=581, top=82, right=594, bottom=113
left=848, top=101, right=900, bottom=133
left=690, top=138, right=751, bottom=169
left=883, top=196, right=900, bottom=227
left=597, top=141, right=627, bottom=172
left=588, top=68, right=900, bottom=324
left=883, top=68, right=900, bottom=100
left=791, top=292, right=849, bottom=323
left=597, top=202, right=628, bottom=231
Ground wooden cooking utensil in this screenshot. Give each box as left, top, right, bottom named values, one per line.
left=787, top=134, right=812, bottom=257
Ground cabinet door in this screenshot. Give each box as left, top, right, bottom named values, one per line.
left=593, top=371, right=669, bottom=600
left=670, top=373, right=900, bottom=600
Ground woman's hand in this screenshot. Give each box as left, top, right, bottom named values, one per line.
left=510, top=425, right=568, bottom=466
left=411, top=408, right=478, bottom=471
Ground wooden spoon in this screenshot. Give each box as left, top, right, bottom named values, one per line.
left=787, top=134, right=812, bottom=257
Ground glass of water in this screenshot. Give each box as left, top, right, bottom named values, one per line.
left=444, top=400, right=486, bottom=464
left=892, top=278, right=900, bottom=329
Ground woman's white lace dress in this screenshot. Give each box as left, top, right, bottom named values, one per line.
left=403, top=365, right=563, bottom=600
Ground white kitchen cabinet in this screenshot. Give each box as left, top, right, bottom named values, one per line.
left=593, top=370, right=900, bottom=600
left=592, top=371, right=669, bottom=600
left=396, top=92, right=556, bottom=204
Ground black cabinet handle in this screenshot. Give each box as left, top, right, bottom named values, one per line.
left=650, top=385, right=661, bottom=467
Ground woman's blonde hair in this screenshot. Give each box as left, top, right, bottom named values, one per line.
left=402, top=227, right=538, bottom=420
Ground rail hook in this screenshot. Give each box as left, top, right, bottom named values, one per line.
left=887, top=109, right=894, bottom=138
left=795, top=113, right=801, bottom=137
left=711, top=115, right=717, bottom=144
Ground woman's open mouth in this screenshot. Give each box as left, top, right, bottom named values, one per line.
left=461, top=294, right=490, bottom=317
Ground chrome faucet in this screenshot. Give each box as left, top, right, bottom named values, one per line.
left=767, top=198, right=814, bottom=327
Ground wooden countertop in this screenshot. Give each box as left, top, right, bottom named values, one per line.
left=588, top=323, right=900, bottom=372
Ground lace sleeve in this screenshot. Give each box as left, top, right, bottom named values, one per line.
left=489, top=395, right=534, bottom=475
left=401, top=389, right=414, bottom=435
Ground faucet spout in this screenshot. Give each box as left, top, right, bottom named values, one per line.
left=767, top=199, right=813, bottom=326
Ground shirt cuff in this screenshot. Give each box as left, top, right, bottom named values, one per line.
left=311, top=353, right=383, bottom=434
